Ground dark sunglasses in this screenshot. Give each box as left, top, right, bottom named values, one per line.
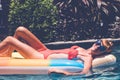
left=95, top=39, right=106, bottom=51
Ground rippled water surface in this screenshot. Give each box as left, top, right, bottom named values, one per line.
left=0, top=42, right=120, bottom=80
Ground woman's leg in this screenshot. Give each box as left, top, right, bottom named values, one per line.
left=0, top=36, right=44, bottom=59
left=14, top=26, right=48, bottom=51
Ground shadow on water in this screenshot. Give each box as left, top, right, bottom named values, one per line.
left=111, top=45, right=120, bottom=73
left=48, top=72, right=102, bottom=80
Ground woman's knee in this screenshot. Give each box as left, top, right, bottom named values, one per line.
left=15, top=26, right=28, bottom=36
left=16, top=26, right=27, bottom=33
left=4, top=36, right=14, bottom=44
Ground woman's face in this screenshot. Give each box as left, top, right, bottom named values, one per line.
left=90, top=43, right=106, bottom=56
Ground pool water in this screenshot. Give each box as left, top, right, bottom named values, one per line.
left=0, top=43, right=120, bottom=80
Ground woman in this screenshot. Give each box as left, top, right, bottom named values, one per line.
left=0, top=26, right=113, bottom=75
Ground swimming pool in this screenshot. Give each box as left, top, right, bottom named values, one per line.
left=0, top=39, right=120, bottom=80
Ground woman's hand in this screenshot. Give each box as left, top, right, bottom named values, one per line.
left=48, top=68, right=83, bottom=75
left=48, top=68, right=69, bottom=75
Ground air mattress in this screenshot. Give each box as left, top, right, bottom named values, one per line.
left=0, top=52, right=116, bottom=74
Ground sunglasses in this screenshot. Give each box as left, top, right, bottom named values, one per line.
left=95, top=39, right=106, bottom=51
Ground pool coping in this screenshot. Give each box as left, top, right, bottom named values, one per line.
left=45, top=38, right=120, bottom=49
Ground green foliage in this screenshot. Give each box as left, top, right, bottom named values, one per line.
left=53, top=0, right=120, bottom=41
left=8, top=0, right=120, bottom=42
left=8, top=0, right=58, bottom=42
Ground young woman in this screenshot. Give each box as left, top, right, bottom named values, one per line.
left=0, top=26, right=113, bottom=75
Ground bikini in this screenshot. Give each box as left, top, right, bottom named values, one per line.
left=38, top=45, right=79, bottom=59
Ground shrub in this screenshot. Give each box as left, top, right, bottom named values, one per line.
left=8, top=0, right=58, bottom=42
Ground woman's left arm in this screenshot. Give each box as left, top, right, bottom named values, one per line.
left=79, top=55, right=93, bottom=74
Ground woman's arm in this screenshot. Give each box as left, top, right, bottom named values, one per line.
left=48, top=68, right=74, bottom=75
left=79, top=55, right=93, bottom=74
